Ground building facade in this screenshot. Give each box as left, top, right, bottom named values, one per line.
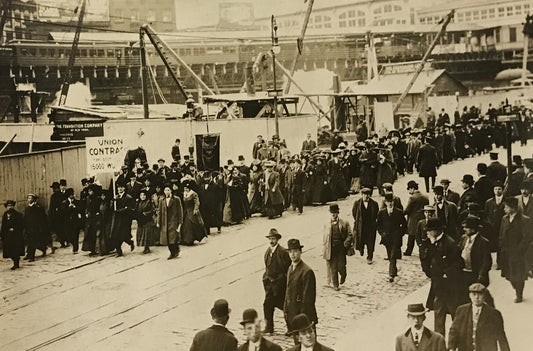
left=1, top=0, right=38, bottom=42
left=108, top=0, right=176, bottom=32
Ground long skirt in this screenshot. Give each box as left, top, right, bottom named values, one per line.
left=137, top=221, right=157, bottom=247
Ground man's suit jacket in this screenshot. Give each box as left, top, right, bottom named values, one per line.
left=301, top=139, right=317, bottom=152
left=459, top=234, right=492, bottom=287
left=434, top=200, right=459, bottom=239
left=395, top=327, right=446, bottom=351
left=322, top=218, right=353, bottom=260
left=445, top=189, right=460, bottom=205
left=416, top=143, right=438, bottom=177
left=517, top=195, right=533, bottom=219
left=376, top=207, right=407, bottom=246
left=458, top=188, right=479, bottom=213
left=190, top=325, right=238, bottom=351
left=284, top=260, right=318, bottom=328
left=125, top=181, right=143, bottom=200
left=380, top=196, right=404, bottom=211
left=263, top=245, right=291, bottom=297
left=237, top=337, right=282, bottom=351
left=487, top=161, right=507, bottom=184
left=405, top=191, right=429, bottom=236
left=474, top=175, right=493, bottom=206
left=286, top=342, right=334, bottom=351
left=352, top=197, right=379, bottom=251
left=448, top=303, right=510, bottom=351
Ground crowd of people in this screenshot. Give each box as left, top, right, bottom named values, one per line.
left=1, top=104, right=533, bottom=350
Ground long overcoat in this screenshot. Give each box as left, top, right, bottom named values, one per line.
left=499, top=214, right=532, bottom=283
left=352, top=197, right=379, bottom=251
left=157, top=196, right=183, bottom=245
left=416, top=143, right=438, bottom=178
left=110, top=193, right=135, bottom=243
left=24, top=204, right=50, bottom=249
left=263, top=171, right=284, bottom=206
left=284, top=260, right=318, bottom=330
left=1, top=209, right=25, bottom=258
left=405, top=191, right=429, bottom=236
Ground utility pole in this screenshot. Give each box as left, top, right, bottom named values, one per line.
left=139, top=27, right=150, bottom=119
left=521, top=15, right=533, bottom=87
left=271, top=15, right=281, bottom=137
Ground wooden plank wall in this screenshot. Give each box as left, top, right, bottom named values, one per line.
left=0, top=146, right=87, bottom=214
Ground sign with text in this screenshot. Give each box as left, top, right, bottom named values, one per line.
left=85, top=137, right=128, bottom=174
left=51, top=120, right=104, bottom=141
left=496, top=114, right=519, bottom=123
left=195, top=134, right=220, bottom=171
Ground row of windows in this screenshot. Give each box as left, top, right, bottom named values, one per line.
left=113, top=9, right=172, bottom=22
left=420, top=3, right=531, bottom=24
left=373, top=4, right=402, bottom=15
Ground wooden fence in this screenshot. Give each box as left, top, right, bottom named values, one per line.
left=0, top=145, right=87, bottom=214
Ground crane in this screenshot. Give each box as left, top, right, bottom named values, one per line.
left=58, top=0, right=87, bottom=106
left=392, top=9, right=454, bottom=115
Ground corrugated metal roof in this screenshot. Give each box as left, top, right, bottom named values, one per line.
left=343, top=69, right=451, bottom=96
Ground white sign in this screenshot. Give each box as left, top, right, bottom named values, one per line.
left=374, top=101, right=395, bottom=132
left=86, top=136, right=128, bottom=174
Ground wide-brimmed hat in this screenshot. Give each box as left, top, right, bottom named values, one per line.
left=211, top=299, right=231, bottom=319
left=406, top=303, right=426, bottom=316
left=361, top=187, right=372, bottom=195
left=240, top=308, right=258, bottom=326
left=426, top=217, right=444, bottom=231
left=407, top=180, right=418, bottom=189
left=433, top=185, right=444, bottom=195
left=65, top=188, right=75, bottom=197
left=59, top=179, right=67, bottom=186
left=4, top=200, right=16, bottom=207
left=423, top=205, right=435, bottom=212
left=287, top=238, right=304, bottom=250
left=27, top=193, right=38, bottom=199
left=50, top=181, right=60, bottom=189
left=382, top=183, right=393, bottom=190
left=439, top=178, right=451, bottom=185
left=264, top=160, right=276, bottom=167
left=329, top=203, right=340, bottom=213
left=266, top=228, right=282, bottom=239
left=493, top=180, right=504, bottom=188
left=290, top=314, right=314, bottom=334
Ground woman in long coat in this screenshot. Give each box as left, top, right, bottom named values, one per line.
left=198, top=172, right=223, bottom=234
left=1, top=200, right=25, bottom=270
left=97, top=190, right=113, bottom=255
left=157, top=185, right=183, bottom=259
left=223, top=167, right=247, bottom=224
left=302, top=158, right=315, bottom=205
left=181, top=181, right=207, bottom=245
left=328, top=152, right=349, bottom=200
left=376, top=149, right=395, bottom=196
left=262, top=161, right=285, bottom=219
left=24, top=194, right=51, bottom=261
left=311, top=157, right=330, bottom=204
left=135, top=190, right=156, bottom=253
left=248, top=163, right=264, bottom=215
left=359, top=146, right=378, bottom=191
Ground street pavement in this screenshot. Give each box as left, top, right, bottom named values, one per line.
left=1, top=142, right=532, bottom=351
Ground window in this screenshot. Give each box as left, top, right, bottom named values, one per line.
left=384, top=4, right=392, bottom=12
left=489, top=8, right=495, bottom=18
left=340, top=21, right=346, bottom=28
left=80, top=49, right=87, bottom=57
left=373, top=8, right=381, bottom=15
left=506, top=6, right=513, bottom=16
left=349, top=10, right=356, bottom=17
left=515, top=5, right=521, bottom=15
left=509, top=27, right=517, bottom=42
left=97, top=49, right=105, bottom=57
left=481, top=9, right=487, bottom=19
left=498, top=7, right=504, bottom=16
left=324, top=23, right=331, bottom=28
left=89, top=49, right=95, bottom=57
left=473, top=11, right=479, bottom=20
left=359, top=18, right=366, bottom=26
left=349, top=19, right=356, bottom=27
left=420, top=17, right=426, bottom=24
left=107, top=49, right=114, bottom=57
left=39, top=48, right=47, bottom=57
left=28, top=48, right=36, bottom=56
left=394, top=5, right=402, bottom=11
left=457, top=12, right=464, bottom=22
left=340, top=13, right=346, bottom=19
left=48, top=48, right=55, bottom=57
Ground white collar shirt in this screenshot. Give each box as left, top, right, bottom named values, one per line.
left=411, top=327, right=423, bottom=344
left=248, top=340, right=261, bottom=351
left=429, top=233, right=444, bottom=244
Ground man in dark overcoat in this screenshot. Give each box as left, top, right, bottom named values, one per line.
left=82, top=184, right=101, bottom=256
left=448, top=283, right=510, bottom=351
left=459, top=216, right=492, bottom=289
left=61, top=188, right=83, bottom=253
left=157, top=184, right=183, bottom=259
left=198, top=172, right=223, bottom=234
left=49, top=181, right=67, bottom=247
left=499, top=197, right=532, bottom=303
left=24, top=194, right=51, bottom=261
left=352, top=187, right=379, bottom=264
left=262, top=228, right=291, bottom=334
left=111, top=182, right=136, bottom=257
left=474, top=163, right=493, bottom=206
left=404, top=180, right=429, bottom=256
left=433, top=185, right=459, bottom=240
left=323, top=204, right=353, bottom=290
left=416, top=136, right=438, bottom=192
left=504, top=164, right=524, bottom=197
left=125, top=173, right=143, bottom=201
left=484, top=181, right=505, bottom=262
left=1, top=200, right=25, bottom=270
left=377, top=193, right=407, bottom=282
left=420, top=218, right=466, bottom=336
left=486, top=152, right=507, bottom=184
left=440, top=179, right=460, bottom=205
left=190, top=299, right=238, bottom=351
left=458, top=175, right=479, bottom=214
left=395, top=303, right=446, bottom=351
left=291, top=159, right=306, bottom=214
left=301, top=133, right=317, bottom=153
left=284, top=239, right=317, bottom=335
left=406, top=133, right=422, bottom=174
left=379, top=183, right=403, bottom=210
left=517, top=179, right=533, bottom=219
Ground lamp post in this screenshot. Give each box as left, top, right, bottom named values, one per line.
left=271, top=15, right=281, bottom=137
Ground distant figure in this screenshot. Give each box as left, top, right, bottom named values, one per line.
left=440, top=179, right=460, bottom=205
left=486, top=152, right=507, bottom=185
left=253, top=135, right=265, bottom=160
left=190, top=299, right=238, bottom=351
left=301, top=133, right=317, bottom=152
left=404, top=181, right=429, bottom=256
left=395, top=303, right=446, bottom=351
left=323, top=204, right=353, bottom=290
left=426, top=107, right=436, bottom=129
left=171, top=138, right=181, bottom=162
left=352, top=188, right=379, bottom=264
left=436, top=108, right=450, bottom=127
left=448, top=283, right=510, bottom=351
left=416, top=136, right=438, bottom=192
left=1, top=200, right=25, bottom=270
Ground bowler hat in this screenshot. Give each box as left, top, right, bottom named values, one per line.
left=439, top=179, right=451, bottom=185
left=238, top=155, right=245, bottom=161
left=426, top=217, right=444, bottom=231
left=287, top=238, right=304, bottom=250
left=489, top=152, right=498, bottom=160
left=240, top=308, right=258, bottom=326
left=461, top=174, right=474, bottom=185
left=211, top=299, right=231, bottom=319
left=462, top=215, right=481, bottom=229
left=290, top=314, right=314, bottom=334
left=4, top=200, right=15, bottom=207
left=423, top=205, right=435, bottom=212
left=469, top=283, right=486, bottom=293
left=50, top=181, right=60, bottom=189
left=407, top=180, right=419, bottom=189
left=520, top=179, right=533, bottom=190
left=158, top=158, right=165, bottom=163
left=382, top=182, right=393, bottom=190
left=467, top=203, right=483, bottom=213
left=27, top=193, right=38, bottom=199
left=433, top=185, right=444, bottom=195
left=266, top=228, right=282, bottom=239
left=524, top=158, right=533, bottom=169
left=493, top=180, right=503, bottom=188
left=329, top=203, right=340, bottom=213
left=65, top=188, right=74, bottom=197
left=513, top=155, right=522, bottom=166
left=81, top=178, right=88, bottom=186
left=406, top=303, right=426, bottom=316
left=59, top=179, right=67, bottom=186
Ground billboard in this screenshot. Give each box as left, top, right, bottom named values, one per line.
left=218, top=2, right=254, bottom=27
left=38, top=0, right=110, bottom=22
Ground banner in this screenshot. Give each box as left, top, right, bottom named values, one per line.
left=85, top=136, right=129, bottom=174
left=195, top=134, right=220, bottom=171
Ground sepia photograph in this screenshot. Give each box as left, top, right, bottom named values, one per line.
left=0, top=0, right=532, bottom=350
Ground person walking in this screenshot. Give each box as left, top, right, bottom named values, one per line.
left=377, top=193, right=407, bottom=282
left=190, top=299, right=238, bottom=351
left=24, top=194, right=51, bottom=262
left=135, top=190, right=156, bottom=254
left=286, top=314, right=333, bottom=351
left=395, top=303, right=446, bottom=351
left=448, top=283, right=510, bottom=351
left=82, top=184, right=101, bottom=256
left=458, top=175, right=479, bottom=214
left=262, top=228, right=291, bottom=334
left=111, top=182, right=136, bottom=257
left=404, top=180, right=429, bottom=256
left=181, top=181, right=207, bottom=246
left=48, top=181, right=67, bottom=247
left=459, top=216, right=492, bottom=289
left=284, top=239, right=317, bottom=336
left=499, top=197, right=532, bottom=303
left=433, top=185, right=459, bottom=240
left=291, top=159, right=306, bottom=215
left=323, top=204, right=353, bottom=290
left=416, top=136, right=438, bottom=192
left=420, top=218, right=466, bottom=336
left=352, top=187, right=379, bottom=264
left=263, top=161, right=285, bottom=219
left=440, top=179, right=460, bottom=205
left=1, top=200, right=25, bottom=270
left=157, top=184, right=183, bottom=259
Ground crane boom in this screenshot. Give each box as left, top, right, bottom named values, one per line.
left=392, top=9, right=454, bottom=115
left=58, top=0, right=87, bottom=106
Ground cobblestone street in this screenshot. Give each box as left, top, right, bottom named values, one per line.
left=1, top=143, right=531, bottom=350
